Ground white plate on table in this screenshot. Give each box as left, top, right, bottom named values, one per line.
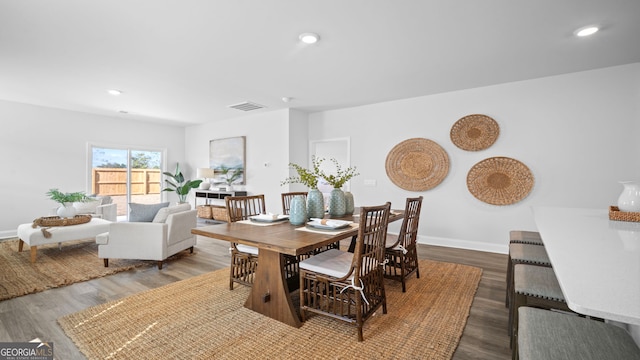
left=249, top=214, right=289, bottom=223
left=306, top=219, right=352, bottom=230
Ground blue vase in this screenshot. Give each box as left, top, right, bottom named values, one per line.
left=328, top=188, right=346, bottom=217
left=307, top=188, right=325, bottom=219
left=344, top=191, right=354, bottom=215
left=289, top=195, right=307, bottom=225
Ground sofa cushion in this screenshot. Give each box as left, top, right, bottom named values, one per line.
left=129, top=202, right=170, bottom=222
left=153, top=203, right=191, bottom=223
left=95, top=195, right=113, bottom=205
left=73, top=198, right=103, bottom=214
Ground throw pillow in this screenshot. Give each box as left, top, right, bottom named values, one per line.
left=152, top=203, right=191, bottom=223
left=129, top=202, right=170, bottom=222
left=73, top=198, right=103, bottom=214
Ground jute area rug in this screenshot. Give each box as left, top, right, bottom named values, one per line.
left=58, top=259, right=482, bottom=360
left=0, top=238, right=190, bottom=302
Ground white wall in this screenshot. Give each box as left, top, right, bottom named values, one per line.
left=3, top=63, right=638, bottom=253
left=309, top=63, right=640, bottom=253
left=0, top=100, right=186, bottom=238
left=184, top=109, right=292, bottom=213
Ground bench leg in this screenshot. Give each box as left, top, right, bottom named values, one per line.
left=103, top=259, right=109, bottom=267
left=30, top=246, right=37, bottom=263
left=158, top=261, right=163, bottom=270
left=18, top=239, right=24, bottom=252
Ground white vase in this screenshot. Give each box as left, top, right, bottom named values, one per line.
left=57, top=202, right=77, bottom=218
left=617, top=181, right=640, bottom=212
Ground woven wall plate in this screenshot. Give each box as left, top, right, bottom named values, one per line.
left=385, top=138, right=449, bottom=191
left=467, top=157, right=534, bottom=205
left=450, top=114, right=499, bottom=151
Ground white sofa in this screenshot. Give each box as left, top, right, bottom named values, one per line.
left=95, top=204, right=197, bottom=269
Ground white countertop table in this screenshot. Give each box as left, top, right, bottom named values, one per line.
left=532, top=206, right=640, bottom=345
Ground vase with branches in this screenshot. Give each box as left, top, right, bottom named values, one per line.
left=281, top=156, right=326, bottom=219
left=317, top=158, right=360, bottom=217
left=218, top=165, right=244, bottom=190
left=317, top=158, right=360, bottom=189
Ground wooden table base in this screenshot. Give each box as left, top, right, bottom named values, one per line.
left=244, top=249, right=301, bottom=328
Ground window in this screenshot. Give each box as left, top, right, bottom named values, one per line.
left=90, top=145, right=164, bottom=220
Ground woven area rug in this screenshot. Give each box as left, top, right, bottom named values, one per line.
left=58, top=259, right=482, bottom=360
left=0, top=238, right=190, bottom=301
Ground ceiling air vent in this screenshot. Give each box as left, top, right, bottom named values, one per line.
left=228, top=101, right=266, bottom=112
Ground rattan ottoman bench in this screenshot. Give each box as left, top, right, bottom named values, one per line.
left=17, top=218, right=111, bottom=263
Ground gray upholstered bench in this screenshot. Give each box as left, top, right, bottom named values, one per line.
left=506, top=243, right=552, bottom=309
left=517, top=307, right=640, bottom=360
left=509, top=230, right=544, bottom=246
left=510, top=264, right=573, bottom=348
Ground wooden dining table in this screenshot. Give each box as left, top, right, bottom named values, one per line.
left=191, top=209, right=404, bottom=328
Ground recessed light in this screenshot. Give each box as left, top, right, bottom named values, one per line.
left=299, top=33, right=320, bottom=44
left=107, top=89, right=123, bottom=96
left=574, top=26, right=599, bottom=37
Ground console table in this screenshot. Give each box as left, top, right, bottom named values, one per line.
left=194, top=190, right=247, bottom=205
left=194, top=190, right=247, bottom=209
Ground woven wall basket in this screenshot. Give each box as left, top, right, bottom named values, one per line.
left=467, top=157, right=534, bottom=205
left=385, top=138, right=449, bottom=191
left=450, top=114, right=499, bottom=151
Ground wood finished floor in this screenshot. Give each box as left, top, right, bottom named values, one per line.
left=0, top=237, right=511, bottom=359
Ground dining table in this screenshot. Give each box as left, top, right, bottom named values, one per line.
left=191, top=209, right=405, bottom=328
left=532, top=206, right=640, bottom=345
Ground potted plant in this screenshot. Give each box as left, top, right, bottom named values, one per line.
left=162, top=163, right=203, bottom=203
left=281, top=156, right=326, bottom=219
left=218, top=165, right=244, bottom=191
left=46, top=188, right=90, bottom=218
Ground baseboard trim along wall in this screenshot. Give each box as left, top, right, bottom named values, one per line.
left=416, top=235, right=508, bottom=254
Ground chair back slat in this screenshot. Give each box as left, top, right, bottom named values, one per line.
left=225, top=194, right=266, bottom=222
left=397, top=196, right=423, bottom=249
left=281, top=192, right=308, bottom=215
left=353, top=202, right=392, bottom=279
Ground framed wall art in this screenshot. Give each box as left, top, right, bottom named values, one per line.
left=209, top=136, right=246, bottom=185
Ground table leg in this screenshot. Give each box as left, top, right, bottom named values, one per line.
left=347, top=235, right=358, bottom=253
left=244, top=249, right=301, bottom=328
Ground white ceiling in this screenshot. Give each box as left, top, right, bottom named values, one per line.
left=1, top=1, right=639, bottom=126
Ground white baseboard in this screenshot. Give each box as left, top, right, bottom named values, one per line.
left=414, top=234, right=508, bottom=254
left=0, top=229, right=18, bottom=240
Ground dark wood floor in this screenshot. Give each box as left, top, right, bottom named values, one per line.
left=0, top=237, right=511, bottom=359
